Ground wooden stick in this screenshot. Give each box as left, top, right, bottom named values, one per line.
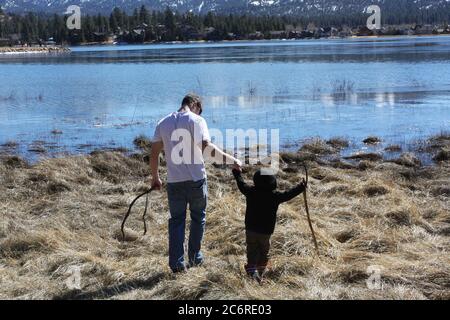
left=303, top=190, right=319, bottom=254
left=121, top=188, right=153, bottom=241
left=302, top=164, right=319, bottom=254
left=143, top=193, right=149, bottom=236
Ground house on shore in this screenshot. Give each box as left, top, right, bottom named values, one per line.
left=354, top=26, right=374, bottom=37
left=179, top=24, right=204, bottom=41
left=269, top=31, right=287, bottom=39
left=0, top=33, right=23, bottom=46
left=92, top=32, right=114, bottom=43
left=0, top=38, right=11, bottom=47
left=413, top=24, right=437, bottom=35
left=248, top=31, right=264, bottom=40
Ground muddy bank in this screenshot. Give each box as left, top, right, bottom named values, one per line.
left=1, top=132, right=449, bottom=167
left=0, top=135, right=449, bottom=300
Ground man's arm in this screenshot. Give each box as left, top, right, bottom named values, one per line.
left=202, top=140, right=242, bottom=167
left=150, top=141, right=164, bottom=190
left=197, top=117, right=241, bottom=167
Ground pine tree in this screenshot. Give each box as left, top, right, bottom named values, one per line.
left=164, top=7, right=176, bottom=41
left=139, top=5, right=151, bottom=25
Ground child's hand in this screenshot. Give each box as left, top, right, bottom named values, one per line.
left=300, top=178, right=308, bottom=189
left=232, top=163, right=242, bottom=173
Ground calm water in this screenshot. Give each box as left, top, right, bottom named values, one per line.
left=0, top=36, right=450, bottom=159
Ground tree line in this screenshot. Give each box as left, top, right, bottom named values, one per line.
left=0, top=5, right=449, bottom=45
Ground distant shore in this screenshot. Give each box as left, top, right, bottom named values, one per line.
left=2, top=34, right=448, bottom=52
left=71, top=33, right=450, bottom=48
left=0, top=46, right=71, bottom=55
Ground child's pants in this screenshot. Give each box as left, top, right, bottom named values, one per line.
left=245, top=230, right=271, bottom=275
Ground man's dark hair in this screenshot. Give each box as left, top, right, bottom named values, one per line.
left=181, top=93, right=202, bottom=112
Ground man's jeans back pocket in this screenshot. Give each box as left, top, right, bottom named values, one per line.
left=190, top=179, right=207, bottom=204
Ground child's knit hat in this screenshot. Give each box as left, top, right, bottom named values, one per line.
left=253, top=169, right=277, bottom=191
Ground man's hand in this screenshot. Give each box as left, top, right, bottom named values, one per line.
left=150, top=141, right=163, bottom=190
left=203, top=140, right=243, bottom=168
left=151, top=177, right=163, bottom=190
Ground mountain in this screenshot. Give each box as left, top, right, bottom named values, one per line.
left=1, top=0, right=450, bottom=17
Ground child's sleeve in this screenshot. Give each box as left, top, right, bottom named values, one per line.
left=275, top=183, right=306, bottom=203
left=232, top=169, right=251, bottom=196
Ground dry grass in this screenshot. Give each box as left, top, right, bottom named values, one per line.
left=0, top=146, right=449, bottom=300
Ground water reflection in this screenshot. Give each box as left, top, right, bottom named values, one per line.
left=313, top=89, right=443, bottom=107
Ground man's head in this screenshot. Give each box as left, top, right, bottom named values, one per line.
left=180, top=93, right=202, bottom=115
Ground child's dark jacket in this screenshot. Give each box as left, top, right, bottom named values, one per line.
left=232, top=169, right=306, bottom=235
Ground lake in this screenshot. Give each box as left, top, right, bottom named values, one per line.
left=0, top=36, right=449, bottom=159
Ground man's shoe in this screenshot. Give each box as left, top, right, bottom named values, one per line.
left=171, top=266, right=187, bottom=274
left=187, top=260, right=204, bottom=269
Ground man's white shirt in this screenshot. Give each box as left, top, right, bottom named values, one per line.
left=153, top=110, right=211, bottom=183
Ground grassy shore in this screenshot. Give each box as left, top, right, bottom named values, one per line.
left=0, top=134, right=449, bottom=300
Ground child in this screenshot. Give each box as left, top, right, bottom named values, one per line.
left=232, top=166, right=307, bottom=281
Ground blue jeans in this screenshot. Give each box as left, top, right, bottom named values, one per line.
left=167, top=179, right=207, bottom=271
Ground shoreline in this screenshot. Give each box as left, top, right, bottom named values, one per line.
left=2, top=34, right=447, bottom=52
left=1, top=133, right=448, bottom=168
left=71, top=34, right=450, bottom=48
left=0, top=46, right=71, bottom=55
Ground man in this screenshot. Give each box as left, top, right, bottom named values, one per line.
left=151, top=93, right=241, bottom=273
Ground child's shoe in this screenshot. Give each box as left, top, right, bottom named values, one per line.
left=245, top=264, right=262, bottom=283
left=257, top=263, right=268, bottom=277
left=245, top=264, right=257, bottom=275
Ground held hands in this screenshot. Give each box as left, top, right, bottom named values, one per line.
left=232, top=157, right=243, bottom=172
left=230, top=152, right=243, bottom=173
left=232, top=163, right=242, bottom=173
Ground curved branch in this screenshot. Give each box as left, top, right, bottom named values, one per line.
left=121, top=188, right=154, bottom=241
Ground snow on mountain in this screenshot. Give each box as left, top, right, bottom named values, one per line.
left=1, top=0, right=449, bottom=16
